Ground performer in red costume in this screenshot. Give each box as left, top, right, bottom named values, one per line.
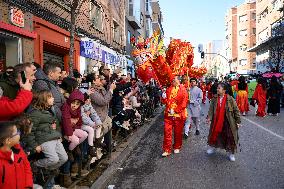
left=252, top=77, right=267, bottom=117
left=200, top=81, right=207, bottom=104
left=161, top=76, right=188, bottom=157
left=206, top=81, right=213, bottom=102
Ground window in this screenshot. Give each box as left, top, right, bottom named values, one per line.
left=90, top=2, right=102, bottom=31
left=240, top=44, right=247, bottom=51
left=272, top=0, right=281, bottom=10
left=53, top=0, right=71, bottom=11
left=258, top=8, right=268, bottom=23
left=252, top=12, right=256, bottom=20
left=113, top=20, right=120, bottom=43
left=239, top=29, right=247, bottom=36
left=239, top=59, right=247, bottom=66
left=129, top=0, right=140, bottom=20
left=258, top=28, right=269, bottom=42
left=146, top=0, right=150, bottom=12
left=145, top=18, right=152, bottom=37
left=127, top=30, right=131, bottom=44
left=239, top=14, right=247, bottom=22
left=253, top=28, right=256, bottom=35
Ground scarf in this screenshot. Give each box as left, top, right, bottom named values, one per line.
left=209, top=94, right=227, bottom=144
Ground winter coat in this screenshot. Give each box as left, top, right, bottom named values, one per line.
left=0, top=89, right=33, bottom=121
left=81, top=103, right=102, bottom=127
left=0, top=144, right=33, bottom=189
left=61, top=89, right=84, bottom=136
left=33, top=68, right=65, bottom=121
left=22, top=108, right=61, bottom=153
left=90, top=86, right=112, bottom=122
left=0, top=78, right=20, bottom=100
left=111, top=82, right=132, bottom=115
left=207, top=95, right=241, bottom=146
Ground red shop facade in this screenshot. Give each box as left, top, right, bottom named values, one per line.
left=33, top=16, right=80, bottom=71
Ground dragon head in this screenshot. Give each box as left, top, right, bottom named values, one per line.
left=131, top=31, right=164, bottom=66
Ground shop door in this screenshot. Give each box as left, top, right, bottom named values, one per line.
left=43, top=51, right=64, bottom=65
left=0, top=38, right=6, bottom=72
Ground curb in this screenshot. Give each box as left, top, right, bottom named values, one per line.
left=90, top=107, right=164, bottom=189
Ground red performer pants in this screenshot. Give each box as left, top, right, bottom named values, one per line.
left=163, top=117, right=186, bottom=153
left=202, top=92, right=206, bottom=104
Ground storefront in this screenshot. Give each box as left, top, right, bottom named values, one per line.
left=33, top=16, right=80, bottom=71
left=80, top=37, right=127, bottom=75
left=0, top=6, right=36, bottom=72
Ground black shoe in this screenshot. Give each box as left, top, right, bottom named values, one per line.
left=195, top=130, right=200, bottom=135
left=183, top=133, right=189, bottom=139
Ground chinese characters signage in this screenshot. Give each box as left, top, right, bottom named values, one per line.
left=10, top=8, right=25, bottom=28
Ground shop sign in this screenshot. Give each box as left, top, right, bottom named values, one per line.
left=80, top=40, right=126, bottom=66
left=10, top=8, right=25, bottom=28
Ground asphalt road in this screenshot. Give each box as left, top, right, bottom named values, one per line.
left=106, top=103, right=284, bottom=189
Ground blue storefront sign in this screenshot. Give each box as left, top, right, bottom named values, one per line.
left=80, top=39, right=125, bottom=66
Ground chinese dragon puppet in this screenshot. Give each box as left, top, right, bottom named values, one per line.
left=131, top=31, right=207, bottom=87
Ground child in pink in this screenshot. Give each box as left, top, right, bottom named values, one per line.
left=61, top=89, right=88, bottom=150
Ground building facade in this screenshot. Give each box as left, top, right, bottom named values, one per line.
left=125, top=0, right=164, bottom=77
left=225, top=0, right=257, bottom=74
left=1, top=0, right=127, bottom=74
left=248, top=0, right=284, bottom=73
left=0, top=2, right=36, bottom=72
left=201, top=40, right=224, bottom=77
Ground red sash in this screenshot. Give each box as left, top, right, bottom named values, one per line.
left=209, top=95, right=227, bottom=144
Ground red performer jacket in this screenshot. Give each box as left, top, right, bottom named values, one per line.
left=162, top=84, right=188, bottom=120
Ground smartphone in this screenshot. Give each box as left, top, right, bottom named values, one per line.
left=21, top=71, right=26, bottom=83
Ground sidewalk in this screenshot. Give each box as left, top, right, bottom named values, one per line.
left=73, top=107, right=164, bottom=189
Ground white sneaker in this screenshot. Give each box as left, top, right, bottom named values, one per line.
left=206, top=147, right=215, bottom=155
left=162, top=152, right=171, bottom=157
left=229, top=154, right=236, bottom=162
left=242, top=112, right=246, bottom=116
left=173, top=149, right=180, bottom=154
left=96, top=148, right=103, bottom=160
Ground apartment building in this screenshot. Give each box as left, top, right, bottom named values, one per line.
left=248, top=0, right=284, bottom=73
left=1, top=0, right=127, bottom=73
left=225, top=0, right=256, bottom=74
left=125, top=0, right=164, bottom=76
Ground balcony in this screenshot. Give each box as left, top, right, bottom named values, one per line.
left=152, top=14, right=164, bottom=35
left=151, top=0, right=160, bottom=13
left=127, top=4, right=141, bottom=30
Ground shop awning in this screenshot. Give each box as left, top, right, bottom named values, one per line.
left=247, top=35, right=284, bottom=52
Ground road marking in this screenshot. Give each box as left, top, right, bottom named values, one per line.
left=242, top=117, right=284, bottom=141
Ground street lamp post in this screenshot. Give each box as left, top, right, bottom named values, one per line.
left=202, top=52, right=232, bottom=73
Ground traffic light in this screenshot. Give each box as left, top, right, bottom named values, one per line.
left=201, top=52, right=205, bottom=59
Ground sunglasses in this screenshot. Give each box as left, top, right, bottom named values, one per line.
left=11, top=131, right=21, bottom=138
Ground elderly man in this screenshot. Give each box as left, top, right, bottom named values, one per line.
left=161, top=76, right=188, bottom=157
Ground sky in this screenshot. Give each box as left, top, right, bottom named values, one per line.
left=159, top=0, right=244, bottom=65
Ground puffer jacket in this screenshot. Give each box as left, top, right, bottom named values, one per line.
left=33, top=68, right=65, bottom=121
left=81, top=103, right=102, bottom=127
left=61, top=89, right=84, bottom=136
left=0, top=144, right=33, bottom=189
left=22, top=108, right=61, bottom=153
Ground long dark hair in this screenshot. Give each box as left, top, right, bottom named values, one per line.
left=257, top=77, right=267, bottom=91
left=238, top=76, right=247, bottom=90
